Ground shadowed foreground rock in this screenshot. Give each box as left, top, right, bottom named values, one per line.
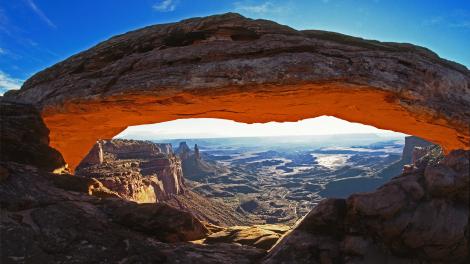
left=0, top=101, right=265, bottom=264
left=0, top=101, right=66, bottom=172
left=265, top=146, right=470, bottom=263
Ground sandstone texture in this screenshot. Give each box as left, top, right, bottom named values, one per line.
left=3, top=13, right=469, bottom=170
left=76, top=139, right=185, bottom=203
left=0, top=101, right=66, bottom=172
left=265, top=146, right=470, bottom=263
left=202, top=224, right=290, bottom=250
left=0, top=101, right=265, bottom=264
left=77, top=139, right=248, bottom=226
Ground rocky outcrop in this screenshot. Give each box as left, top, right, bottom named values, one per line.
left=202, top=224, right=290, bottom=250
left=77, top=140, right=246, bottom=226
left=0, top=101, right=264, bottom=264
left=401, top=135, right=434, bottom=164
left=0, top=161, right=268, bottom=263
left=163, top=189, right=248, bottom=227
left=4, top=13, right=468, bottom=170
left=176, top=142, right=227, bottom=181
left=0, top=101, right=66, bottom=172
left=265, top=147, right=469, bottom=263
left=76, top=139, right=185, bottom=203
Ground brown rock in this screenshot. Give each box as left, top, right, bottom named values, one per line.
left=267, top=148, right=469, bottom=263
left=203, top=224, right=290, bottom=250
left=0, top=103, right=264, bottom=263
left=4, top=13, right=469, bottom=170
left=0, top=163, right=264, bottom=263
left=0, top=101, right=66, bottom=172
left=76, top=139, right=185, bottom=203
left=106, top=201, right=210, bottom=242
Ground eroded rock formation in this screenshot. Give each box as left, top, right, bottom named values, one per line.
left=0, top=101, right=264, bottom=263
left=0, top=101, right=66, bottom=172
left=176, top=142, right=227, bottom=181
left=3, top=13, right=469, bottom=170
left=76, top=139, right=185, bottom=203
left=76, top=139, right=247, bottom=226
left=266, top=146, right=470, bottom=263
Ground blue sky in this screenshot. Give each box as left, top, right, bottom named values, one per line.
left=1, top=0, right=469, bottom=95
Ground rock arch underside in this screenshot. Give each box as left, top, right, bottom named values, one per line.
left=5, top=13, right=470, bottom=171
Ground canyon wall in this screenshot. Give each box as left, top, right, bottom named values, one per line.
left=1, top=101, right=268, bottom=264
left=3, top=13, right=469, bottom=170
left=76, top=139, right=185, bottom=203
left=266, top=146, right=469, bottom=263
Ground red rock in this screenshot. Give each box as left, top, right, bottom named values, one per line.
left=3, top=13, right=469, bottom=170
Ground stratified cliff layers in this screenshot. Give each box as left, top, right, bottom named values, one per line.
left=76, top=139, right=185, bottom=203
left=0, top=101, right=265, bottom=263
left=75, top=139, right=247, bottom=226
left=4, top=13, right=469, bottom=170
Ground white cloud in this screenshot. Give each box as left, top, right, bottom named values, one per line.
left=25, top=0, right=57, bottom=29
left=153, top=0, right=177, bottom=12
left=234, top=1, right=279, bottom=14
left=0, top=47, right=4, bottom=54
left=0, top=71, right=23, bottom=95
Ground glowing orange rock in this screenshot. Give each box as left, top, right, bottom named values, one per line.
left=4, top=13, right=469, bottom=170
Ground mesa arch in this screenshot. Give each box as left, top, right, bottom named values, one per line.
left=4, top=13, right=470, bottom=170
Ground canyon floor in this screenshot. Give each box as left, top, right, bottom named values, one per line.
left=158, top=135, right=413, bottom=225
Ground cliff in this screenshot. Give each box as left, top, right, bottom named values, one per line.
left=266, top=146, right=469, bottom=263
left=401, top=135, right=434, bottom=165
left=76, top=139, right=185, bottom=203
left=176, top=142, right=227, bottom=181
left=0, top=101, right=66, bottom=172
left=1, top=101, right=266, bottom=264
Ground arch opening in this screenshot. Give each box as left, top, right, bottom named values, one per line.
left=41, top=84, right=467, bottom=172
left=75, top=116, right=417, bottom=225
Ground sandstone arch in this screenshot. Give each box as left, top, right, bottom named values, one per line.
left=5, top=13, right=470, bottom=170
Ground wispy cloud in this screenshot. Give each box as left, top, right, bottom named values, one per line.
left=234, top=1, right=285, bottom=14
left=0, top=71, right=23, bottom=95
left=422, top=10, right=470, bottom=30
left=25, top=0, right=57, bottom=29
left=0, top=47, right=4, bottom=54
left=153, top=0, right=177, bottom=12
left=449, top=21, right=470, bottom=29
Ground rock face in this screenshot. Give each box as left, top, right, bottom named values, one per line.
left=401, top=135, right=434, bottom=164
left=77, top=139, right=246, bottom=226
left=163, top=189, right=249, bottom=227
left=202, top=224, right=290, bottom=250
left=76, top=139, right=185, bottom=203
left=176, top=142, right=227, bottom=181
left=3, top=13, right=469, bottom=170
left=266, top=147, right=470, bottom=263
left=0, top=101, right=66, bottom=172
left=0, top=101, right=264, bottom=264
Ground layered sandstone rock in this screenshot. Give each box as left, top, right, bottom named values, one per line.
left=76, top=139, right=185, bottom=203
left=266, top=147, right=469, bottom=263
left=3, top=13, right=469, bottom=170
left=0, top=101, right=264, bottom=263
left=202, top=224, right=290, bottom=250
